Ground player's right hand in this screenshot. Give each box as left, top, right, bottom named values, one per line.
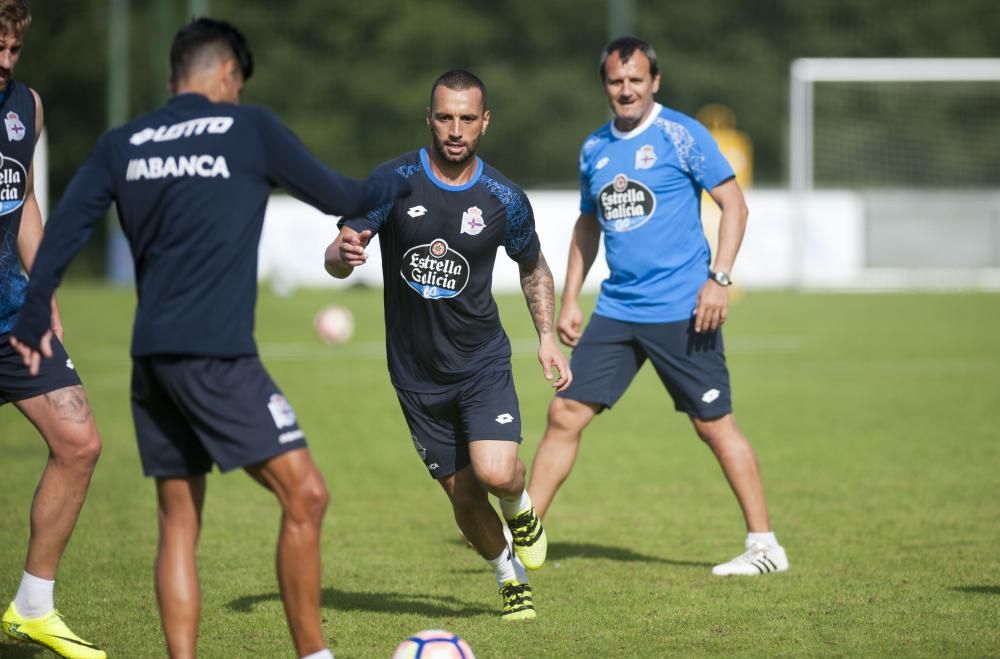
left=339, top=229, right=372, bottom=267
left=557, top=301, right=583, bottom=347
left=10, top=330, right=54, bottom=377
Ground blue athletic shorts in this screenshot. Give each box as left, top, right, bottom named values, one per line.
left=131, top=355, right=307, bottom=477
left=558, top=314, right=733, bottom=419
left=0, top=333, right=83, bottom=405
left=394, top=368, right=522, bottom=480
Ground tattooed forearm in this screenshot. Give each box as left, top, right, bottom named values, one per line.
left=45, top=385, right=92, bottom=424
left=519, top=253, right=555, bottom=336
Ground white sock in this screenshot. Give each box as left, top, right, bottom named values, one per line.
left=487, top=545, right=517, bottom=587
left=499, top=489, right=531, bottom=519
left=747, top=532, right=779, bottom=549
left=511, top=551, right=529, bottom=584
left=13, top=571, right=55, bottom=619
left=301, top=649, right=334, bottom=659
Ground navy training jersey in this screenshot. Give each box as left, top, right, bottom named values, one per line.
left=341, top=148, right=541, bottom=393
left=0, top=81, right=35, bottom=334
left=16, top=93, right=405, bottom=357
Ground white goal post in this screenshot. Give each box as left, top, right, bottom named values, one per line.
left=789, top=58, right=1000, bottom=289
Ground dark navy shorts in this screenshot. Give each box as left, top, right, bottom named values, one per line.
left=131, top=355, right=307, bottom=477
left=395, top=368, right=522, bottom=480
left=0, top=333, right=83, bottom=405
left=558, top=314, right=733, bottom=419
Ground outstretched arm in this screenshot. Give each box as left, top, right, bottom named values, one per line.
left=519, top=252, right=572, bottom=392
left=558, top=212, right=601, bottom=347
left=693, top=178, right=748, bottom=333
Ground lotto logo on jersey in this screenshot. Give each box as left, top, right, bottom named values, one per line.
left=401, top=238, right=470, bottom=300
left=0, top=152, right=26, bottom=216
left=129, top=116, right=234, bottom=146
left=598, top=173, right=656, bottom=232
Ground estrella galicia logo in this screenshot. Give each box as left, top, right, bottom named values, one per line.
left=598, top=173, right=656, bottom=232
left=0, top=152, right=27, bottom=216
left=401, top=238, right=470, bottom=299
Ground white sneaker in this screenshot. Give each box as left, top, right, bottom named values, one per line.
left=712, top=541, right=789, bottom=576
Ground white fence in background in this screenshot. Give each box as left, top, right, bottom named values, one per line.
left=260, top=188, right=959, bottom=293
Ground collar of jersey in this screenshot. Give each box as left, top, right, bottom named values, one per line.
left=609, top=102, right=663, bottom=141
left=0, top=80, right=13, bottom=108
left=419, top=147, right=483, bottom=191
left=168, top=92, right=215, bottom=106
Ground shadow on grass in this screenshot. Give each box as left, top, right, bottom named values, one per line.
left=951, top=585, right=1000, bottom=595
left=228, top=587, right=493, bottom=618
left=448, top=537, right=712, bottom=568
left=548, top=540, right=713, bottom=568
left=0, top=641, right=47, bottom=657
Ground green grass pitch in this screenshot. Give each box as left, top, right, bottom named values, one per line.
left=2, top=285, right=998, bottom=657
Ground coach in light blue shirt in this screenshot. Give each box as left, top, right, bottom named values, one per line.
left=526, top=36, right=791, bottom=577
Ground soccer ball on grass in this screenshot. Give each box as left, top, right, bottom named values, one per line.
left=391, top=629, right=476, bottom=658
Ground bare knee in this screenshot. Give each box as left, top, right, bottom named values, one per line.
left=285, top=475, right=329, bottom=528
left=49, top=425, right=102, bottom=471
left=692, top=414, right=744, bottom=448
left=546, top=397, right=595, bottom=438
left=475, top=462, right=519, bottom=495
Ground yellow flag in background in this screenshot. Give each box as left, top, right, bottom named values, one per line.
left=697, top=103, right=752, bottom=262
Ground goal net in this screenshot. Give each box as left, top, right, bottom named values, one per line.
left=789, top=58, right=1000, bottom=288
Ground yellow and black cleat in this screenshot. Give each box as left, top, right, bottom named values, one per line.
left=2, top=603, right=107, bottom=659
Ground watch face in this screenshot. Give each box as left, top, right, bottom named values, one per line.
left=713, top=272, right=732, bottom=286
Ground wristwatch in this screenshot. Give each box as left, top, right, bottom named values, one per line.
left=709, top=271, right=733, bottom=286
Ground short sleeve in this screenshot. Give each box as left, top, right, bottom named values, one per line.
left=671, top=119, right=735, bottom=191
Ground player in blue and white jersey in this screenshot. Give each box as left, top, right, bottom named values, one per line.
left=0, top=2, right=106, bottom=657
left=11, top=18, right=409, bottom=659
left=527, top=37, right=789, bottom=576
left=326, top=70, right=571, bottom=621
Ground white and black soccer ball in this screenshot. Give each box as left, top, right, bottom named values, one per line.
left=392, top=629, right=476, bottom=659
left=313, top=304, right=354, bottom=345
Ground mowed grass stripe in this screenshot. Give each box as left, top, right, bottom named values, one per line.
left=2, top=285, right=997, bottom=658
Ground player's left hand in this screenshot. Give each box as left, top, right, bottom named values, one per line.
left=538, top=333, right=572, bottom=392
left=10, top=330, right=54, bottom=377
left=693, top=280, right=729, bottom=333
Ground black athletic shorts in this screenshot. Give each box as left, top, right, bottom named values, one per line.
left=131, top=355, right=307, bottom=477
left=395, top=368, right=522, bottom=480
left=0, top=333, right=83, bottom=405
left=558, top=314, right=733, bottom=419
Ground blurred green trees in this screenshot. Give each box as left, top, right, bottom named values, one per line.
left=18, top=0, right=1000, bottom=203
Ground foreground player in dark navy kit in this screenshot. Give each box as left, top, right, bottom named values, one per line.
left=11, top=18, right=409, bottom=659
left=326, top=70, right=570, bottom=622
left=0, top=2, right=106, bottom=657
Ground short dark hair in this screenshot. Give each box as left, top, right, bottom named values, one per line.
left=170, top=17, right=254, bottom=87
left=430, top=69, right=488, bottom=109
left=599, top=36, right=659, bottom=80
left=0, top=0, right=31, bottom=38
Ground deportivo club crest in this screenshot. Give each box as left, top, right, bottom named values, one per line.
left=460, top=206, right=486, bottom=235
left=401, top=238, right=471, bottom=300
left=4, top=111, right=25, bottom=142
left=635, top=144, right=657, bottom=170
left=598, top=173, right=656, bottom=233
